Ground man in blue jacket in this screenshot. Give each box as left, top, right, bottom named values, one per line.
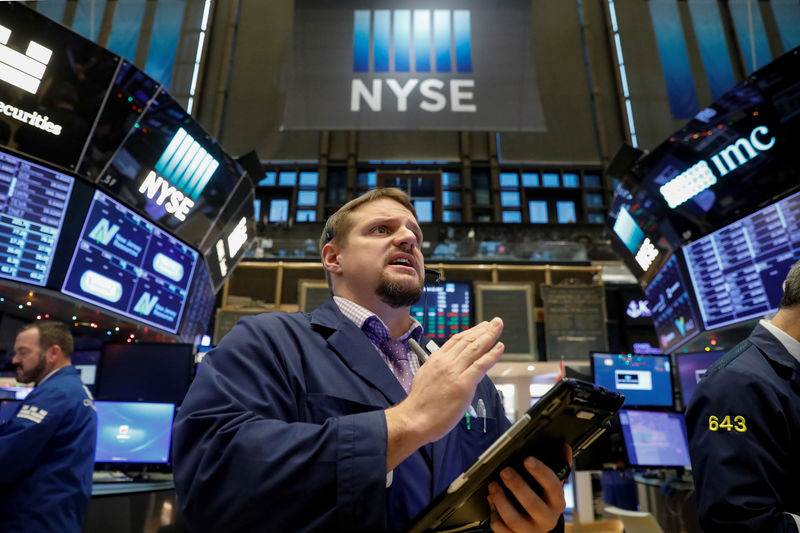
left=173, top=188, right=568, bottom=532
left=687, top=259, right=800, bottom=532
left=0, top=320, right=97, bottom=533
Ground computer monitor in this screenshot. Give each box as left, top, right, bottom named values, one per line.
left=0, top=398, right=21, bottom=424
left=410, top=281, right=473, bottom=344
left=71, top=349, right=100, bottom=393
left=591, top=352, right=674, bottom=408
left=675, top=351, right=725, bottom=407
left=618, top=409, right=691, bottom=469
left=0, top=385, right=33, bottom=400
left=95, top=343, right=194, bottom=404
left=94, top=401, right=175, bottom=471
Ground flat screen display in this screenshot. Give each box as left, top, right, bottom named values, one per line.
left=0, top=2, right=119, bottom=169
left=410, top=281, right=472, bottom=343
left=632, top=45, right=800, bottom=242
left=591, top=352, right=674, bottom=408
left=71, top=349, right=100, bottom=392
left=0, top=149, right=74, bottom=285
left=618, top=409, right=691, bottom=468
left=96, top=88, right=245, bottom=248
left=683, top=189, right=800, bottom=330
left=95, top=342, right=194, bottom=404
left=675, top=351, right=725, bottom=406
left=61, top=190, right=198, bottom=333
left=644, top=253, right=702, bottom=352
left=94, top=401, right=175, bottom=464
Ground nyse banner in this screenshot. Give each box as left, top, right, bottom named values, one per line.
left=284, top=0, right=545, bottom=131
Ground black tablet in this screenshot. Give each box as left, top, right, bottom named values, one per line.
left=408, top=378, right=625, bottom=533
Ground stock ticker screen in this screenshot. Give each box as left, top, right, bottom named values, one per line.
left=61, top=190, right=198, bottom=333
left=644, top=253, right=701, bottom=352
left=683, top=189, right=800, bottom=330
left=0, top=150, right=74, bottom=286
left=411, top=281, right=472, bottom=343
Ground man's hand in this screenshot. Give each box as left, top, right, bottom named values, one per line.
left=385, top=317, right=504, bottom=470
left=487, top=445, right=573, bottom=533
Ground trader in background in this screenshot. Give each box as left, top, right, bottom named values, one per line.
left=687, top=259, right=800, bottom=532
left=0, top=321, right=97, bottom=533
left=174, top=188, right=568, bottom=533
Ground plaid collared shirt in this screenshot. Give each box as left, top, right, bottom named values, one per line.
left=333, top=296, right=423, bottom=375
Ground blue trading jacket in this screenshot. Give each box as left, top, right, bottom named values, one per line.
left=0, top=366, right=97, bottom=533
left=686, top=323, right=800, bottom=532
left=173, top=298, right=514, bottom=533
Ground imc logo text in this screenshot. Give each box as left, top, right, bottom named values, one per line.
left=138, top=128, right=220, bottom=221
left=351, top=9, right=476, bottom=113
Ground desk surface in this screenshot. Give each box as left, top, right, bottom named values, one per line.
left=91, top=480, right=174, bottom=496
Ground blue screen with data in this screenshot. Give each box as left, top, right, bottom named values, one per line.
left=619, top=410, right=691, bottom=468
left=94, top=401, right=175, bottom=463
left=592, top=353, right=673, bottom=408
left=61, top=191, right=198, bottom=333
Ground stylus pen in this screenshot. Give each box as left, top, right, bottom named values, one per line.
left=408, top=338, right=428, bottom=366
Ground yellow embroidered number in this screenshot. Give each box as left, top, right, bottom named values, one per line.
left=709, top=415, right=747, bottom=432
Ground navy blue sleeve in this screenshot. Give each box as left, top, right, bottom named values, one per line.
left=172, top=316, right=389, bottom=533
left=0, top=387, right=65, bottom=484
left=686, top=364, right=799, bottom=532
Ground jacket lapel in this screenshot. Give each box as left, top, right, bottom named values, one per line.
left=310, top=298, right=408, bottom=406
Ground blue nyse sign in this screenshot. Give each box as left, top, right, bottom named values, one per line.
left=284, top=0, right=545, bottom=131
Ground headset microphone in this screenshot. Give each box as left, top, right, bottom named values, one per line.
left=424, top=268, right=441, bottom=283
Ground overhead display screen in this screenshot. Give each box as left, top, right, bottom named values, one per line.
left=0, top=149, right=74, bottom=286
left=61, top=190, right=198, bottom=333
left=0, top=2, right=119, bottom=170
left=96, top=89, right=245, bottom=248
left=411, top=281, right=472, bottom=343
left=632, top=45, right=800, bottom=241
left=644, top=253, right=702, bottom=352
left=683, top=189, right=800, bottom=330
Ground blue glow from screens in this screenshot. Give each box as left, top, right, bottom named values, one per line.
left=0, top=152, right=74, bottom=286
left=499, top=172, right=519, bottom=188
left=557, top=201, right=576, bottom=223
left=529, top=201, right=548, bottom=223
left=296, top=209, right=316, bottom=222
left=94, top=401, right=175, bottom=463
left=644, top=254, right=701, bottom=352
left=584, top=174, right=601, bottom=187
left=522, top=173, right=539, bottom=187
left=592, top=353, right=673, bottom=407
left=357, top=172, right=377, bottom=186
left=442, top=172, right=461, bottom=186
left=269, top=199, right=289, bottom=223
left=586, top=193, right=604, bottom=207
left=502, top=211, right=522, bottom=223
left=619, top=410, right=691, bottom=467
left=297, top=190, right=318, bottom=206
left=588, top=213, right=605, bottom=224
left=501, top=191, right=521, bottom=207
left=414, top=200, right=433, bottom=223
left=543, top=173, right=560, bottom=187
left=613, top=207, right=646, bottom=255
left=410, top=281, right=471, bottom=342
left=60, top=191, right=198, bottom=334
left=259, top=171, right=276, bottom=186
left=443, top=191, right=461, bottom=206
left=253, top=199, right=261, bottom=221
left=683, top=189, right=800, bottom=330
left=563, top=173, right=579, bottom=187
left=443, top=210, right=462, bottom=222
left=298, top=171, right=319, bottom=187
left=278, top=171, right=297, bottom=186
left=676, top=351, right=724, bottom=406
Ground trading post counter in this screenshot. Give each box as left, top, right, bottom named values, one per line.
left=86, top=478, right=188, bottom=533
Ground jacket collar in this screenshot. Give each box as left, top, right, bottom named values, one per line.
left=749, top=322, right=800, bottom=385
left=309, top=298, right=408, bottom=405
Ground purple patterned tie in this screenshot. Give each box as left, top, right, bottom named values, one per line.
left=362, top=316, right=414, bottom=393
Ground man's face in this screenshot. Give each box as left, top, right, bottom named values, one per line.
left=12, top=328, right=48, bottom=385
left=333, top=198, right=425, bottom=308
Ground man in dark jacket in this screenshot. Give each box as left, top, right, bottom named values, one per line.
left=0, top=321, right=97, bottom=533
left=687, top=260, right=800, bottom=532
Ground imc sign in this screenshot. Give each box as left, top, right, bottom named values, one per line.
left=284, top=0, right=546, bottom=131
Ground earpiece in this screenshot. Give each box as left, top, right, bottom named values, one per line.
left=424, top=268, right=441, bottom=283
